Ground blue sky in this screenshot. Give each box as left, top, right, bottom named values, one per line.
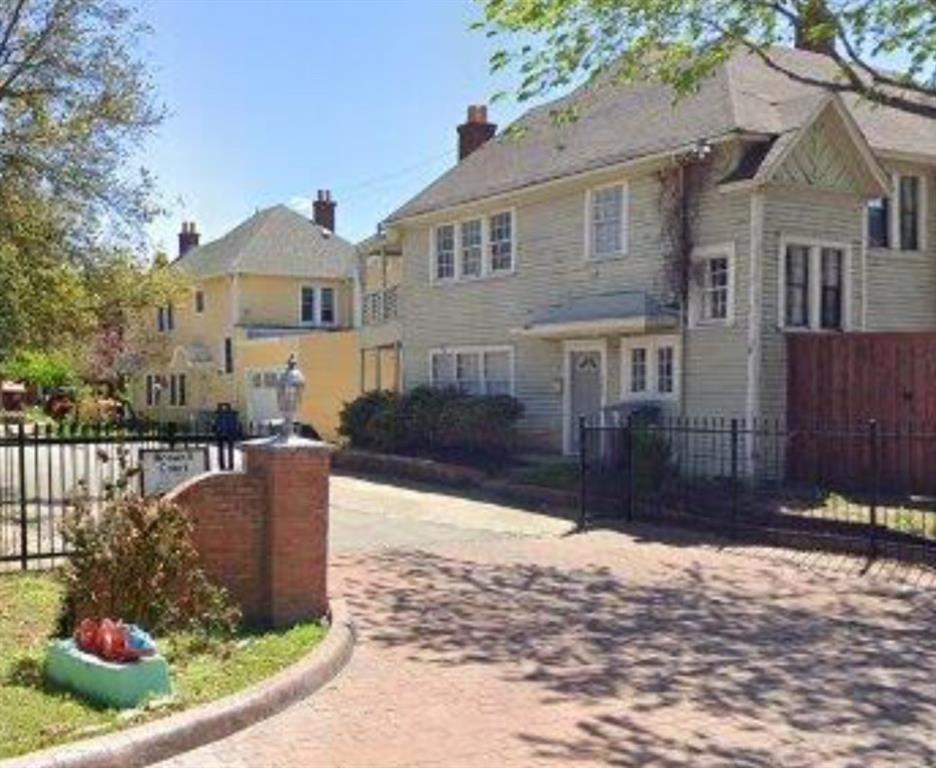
left=141, top=0, right=525, bottom=255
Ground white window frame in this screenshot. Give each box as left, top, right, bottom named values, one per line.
left=167, top=373, right=187, bottom=408
left=891, top=172, right=928, bottom=253
left=561, top=339, right=608, bottom=455
left=145, top=374, right=160, bottom=407
left=688, top=242, right=736, bottom=328
left=430, top=209, right=517, bottom=285
left=428, top=345, right=515, bottom=396
left=585, top=181, right=629, bottom=260
left=299, top=285, right=338, bottom=327
left=777, top=236, right=852, bottom=332
left=620, top=335, right=681, bottom=403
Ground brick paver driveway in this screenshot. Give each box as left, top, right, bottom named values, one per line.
left=158, top=477, right=935, bottom=768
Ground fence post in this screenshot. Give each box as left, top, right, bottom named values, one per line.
left=869, top=418, right=879, bottom=559
left=730, top=418, right=740, bottom=524
left=577, top=416, right=587, bottom=531
left=624, top=417, right=635, bottom=521
left=17, top=420, right=28, bottom=571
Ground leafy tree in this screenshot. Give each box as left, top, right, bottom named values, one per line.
left=0, top=0, right=163, bottom=242
left=0, top=0, right=166, bottom=362
left=1, top=348, right=78, bottom=389
left=477, top=0, right=936, bottom=118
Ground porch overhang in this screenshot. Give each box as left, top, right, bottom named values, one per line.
left=513, top=290, right=679, bottom=340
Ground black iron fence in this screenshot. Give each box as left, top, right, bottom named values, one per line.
left=0, top=421, right=249, bottom=570
left=579, top=416, right=936, bottom=564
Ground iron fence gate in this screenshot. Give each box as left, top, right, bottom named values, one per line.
left=0, top=421, right=248, bottom=570
left=579, top=416, right=936, bottom=565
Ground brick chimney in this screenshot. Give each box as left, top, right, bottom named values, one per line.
left=313, top=190, right=336, bottom=232
left=458, top=105, right=496, bottom=161
left=178, top=221, right=200, bottom=257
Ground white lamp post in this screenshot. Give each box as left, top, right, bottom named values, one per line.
left=276, top=354, right=306, bottom=439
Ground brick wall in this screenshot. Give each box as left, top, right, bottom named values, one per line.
left=166, top=440, right=331, bottom=628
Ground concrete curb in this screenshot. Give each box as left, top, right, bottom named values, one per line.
left=1, top=601, right=356, bottom=768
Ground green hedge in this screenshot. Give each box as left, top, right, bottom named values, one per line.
left=338, top=386, right=524, bottom=460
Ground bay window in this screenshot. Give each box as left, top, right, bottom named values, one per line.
left=781, top=241, right=848, bottom=331
left=784, top=245, right=810, bottom=328
left=867, top=197, right=889, bottom=248
left=899, top=175, right=921, bottom=251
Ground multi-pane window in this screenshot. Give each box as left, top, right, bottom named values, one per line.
left=701, top=257, right=729, bottom=322
left=301, top=286, right=336, bottom=325
left=820, top=248, right=843, bottom=330
left=483, top=350, right=511, bottom=395
left=590, top=185, right=625, bottom=258
left=899, top=175, right=921, bottom=251
left=430, top=348, right=513, bottom=395
left=145, top=375, right=160, bottom=407
left=622, top=337, right=679, bottom=400
left=435, top=224, right=455, bottom=280
left=782, top=242, right=848, bottom=331
left=195, top=290, right=205, bottom=313
left=867, top=198, right=889, bottom=248
left=169, top=374, right=187, bottom=407
left=630, top=348, right=647, bottom=393
left=320, top=287, right=335, bottom=324
left=489, top=212, right=513, bottom=272
left=460, top=219, right=483, bottom=278
left=301, top=287, right=317, bottom=324
left=431, top=352, right=454, bottom=387
left=657, top=346, right=674, bottom=394
left=455, top=351, right=482, bottom=394
left=157, top=304, right=175, bottom=332
left=784, top=245, right=810, bottom=328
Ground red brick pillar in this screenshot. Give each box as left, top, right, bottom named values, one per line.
left=243, top=439, right=331, bottom=628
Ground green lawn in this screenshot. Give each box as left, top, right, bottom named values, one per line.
left=0, top=573, right=326, bottom=760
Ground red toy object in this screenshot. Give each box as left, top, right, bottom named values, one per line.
left=74, top=618, right=154, bottom=663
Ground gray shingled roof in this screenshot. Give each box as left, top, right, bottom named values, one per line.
left=175, top=204, right=355, bottom=280
left=387, top=47, right=935, bottom=222
left=526, top=290, right=678, bottom=329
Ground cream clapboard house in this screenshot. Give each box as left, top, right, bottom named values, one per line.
left=133, top=195, right=361, bottom=438
left=383, top=47, right=935, bottom=455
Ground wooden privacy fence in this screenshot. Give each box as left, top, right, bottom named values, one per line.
left=787, top=332, right=936, bottom=494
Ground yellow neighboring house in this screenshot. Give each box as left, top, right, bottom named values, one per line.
left=132, top=195, right=361, bottom=439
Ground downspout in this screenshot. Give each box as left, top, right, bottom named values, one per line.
left=746, top=190, right=765, bottom=433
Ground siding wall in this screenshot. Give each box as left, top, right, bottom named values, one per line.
left=399, top=142, right=753, bottom=451
left=865, top=161, right=936, bottom=329
left=759, top=187, right=865, bottom=419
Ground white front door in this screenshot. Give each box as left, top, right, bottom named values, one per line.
left=245, top=369, right=280, bottom=428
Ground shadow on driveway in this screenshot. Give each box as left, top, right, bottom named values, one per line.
left=339, top=540, right=936, bottom=767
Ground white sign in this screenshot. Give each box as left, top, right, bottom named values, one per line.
left=140, top=448, right=209, bottom=497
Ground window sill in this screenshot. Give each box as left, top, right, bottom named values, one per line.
left=430, top=270, right=517, bottom=287
left=689, top=318, right=735, bottom=330
left=585, top=251, right=628, bottom=263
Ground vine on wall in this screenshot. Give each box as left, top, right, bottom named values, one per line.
left=658, top=150, right=713, bottom=313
